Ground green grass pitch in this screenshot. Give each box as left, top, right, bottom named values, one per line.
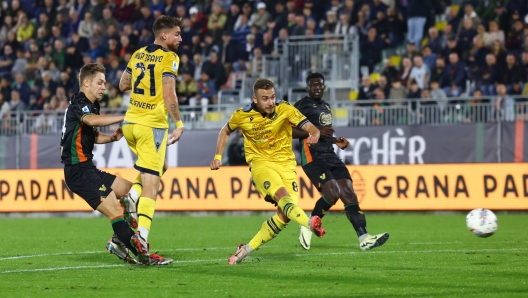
left=0, top=213, right=527, bottom=297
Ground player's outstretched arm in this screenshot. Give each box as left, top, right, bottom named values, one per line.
left=299, top=122, right=320, bottom=146
left=292, top=126, right=334, bottom=139
left=95, top=127, right=124, bottom=144
left=119, top=71, right=132, bottom=92
left=163, top=76, right=185, bottom=145
left=82, top=114, right=124, bottom=127
left=210, top=124, right=232, bottom=170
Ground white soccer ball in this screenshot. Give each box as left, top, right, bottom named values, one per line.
left=466, top=208, right=498, bottom=237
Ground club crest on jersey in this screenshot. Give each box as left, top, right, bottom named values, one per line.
left=319, top=112, right=332, bottom=125
left=172, top=61, right=178, bottom=72
left=82, top=106, right=90, bottom=113
left=264, top=181, right=271, bottom=190
left=269, top=112, right=277, bottom=120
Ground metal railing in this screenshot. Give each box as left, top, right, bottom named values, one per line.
left=2, top=97, right=527, bottom=135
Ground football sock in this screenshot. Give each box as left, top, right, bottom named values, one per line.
left=278, top=196, right=310, bottom=228
left=345, top=203, right=368, bottom=238
left=312, top=196, right=333, bottom=218
left=248, top=214, right=287, bottom=250
left=137, top=197, right=156, bottom=241
left=110, top=215, right=138, bottom=256
left=128, top=175, right=143, bottom=205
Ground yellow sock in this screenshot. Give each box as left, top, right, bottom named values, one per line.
left=128, top=174, right=143, bottom=204
left=278, top=196, right=309, bottom=228
left=248, top=214, right=287, bottom=250
left=137, top=197, right=156, bottom=241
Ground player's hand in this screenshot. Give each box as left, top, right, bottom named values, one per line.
left=111, top=127, right=123, bottom=142
left=319, top=126, right=335, bottom=138
left=335, top=137, right=350, bottom=149
left=306, top=131, right=320, bottom=146
left=210, top=159, right=222, bottom=170
left=167, top=127, right=184, bottom=146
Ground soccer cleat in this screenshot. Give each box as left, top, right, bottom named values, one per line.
left=228, top=244, right=250, bottom=265
left=149, top=253, right=173, bottom=265
left=120, top=194, right=138, bottom=229
left=308, top=215, right=326, bottom=238
left=106, top=234, right=138, bottom=265
left=299, top=224, right=313, bottom=250
left=130, top=231, right=150, bottom=265
left=360, top=232, right=390, bottom=251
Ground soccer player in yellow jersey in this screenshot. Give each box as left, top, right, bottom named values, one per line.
left=210, top=79, right=327, bottom=265
left=118, top=16, right=184, bottom=265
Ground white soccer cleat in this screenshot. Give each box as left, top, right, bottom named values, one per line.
left=106, top=234, right=138, bottom=264
left=228, top=244, right=251, bottom=265
left=360, top=232, right=390, bottom=251
left=299, top=224, right=313, bottom=250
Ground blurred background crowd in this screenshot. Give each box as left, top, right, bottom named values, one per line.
left=0, top=0, right=528, bottom=128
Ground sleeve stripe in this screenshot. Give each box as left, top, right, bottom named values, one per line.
left=226, top=123, right=234, bottom=132
left=297, top=119, right=309, bottom=129
left=162, top=72, right=177, bottom=80
left=125, top=67, right=132, bottom=73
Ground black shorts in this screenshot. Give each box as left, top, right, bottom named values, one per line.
left=64, top=161, right=116, bottom=210
left=302, top=154, right=351, bottom=191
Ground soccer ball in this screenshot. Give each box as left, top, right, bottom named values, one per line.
left=466, top=208, right=498, bottom=237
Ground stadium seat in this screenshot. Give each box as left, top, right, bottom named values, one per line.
left=204, top=112, right=224, bottom=122
left=390, top=56, right=401, bottom=67
left=349, top=90, right=359, bottom=100
left=370, top=73, right=380, bottom=84
left=333, top=108, right=349, bottom=126
left=435, top=21, right=447, bottom=31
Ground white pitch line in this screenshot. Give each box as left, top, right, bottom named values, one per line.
left=0, top=251, right=100, bottom=261
left=1, top=248, right=527, bottom=274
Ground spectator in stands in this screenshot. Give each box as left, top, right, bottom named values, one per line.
left=291, top=15, right=306, bottom=36
left=388, top=79, right=408, bottom=100
left=441, top=53, right=466, bottom=97
left=177, top=73, right=198, bottom=106
left=226, top=4, right=241, bottom=33
left=273, top=1, right=288, bottom=33
left=442, top=35, right=462, bottom=62
left=14, top=73, right=31, bottom=105
left=0, top=16, right=15, bottom=46
left=138, top=27, right=154, bottom=48
left=338, top=0, right=358, bottom=25
left=134, top=6, right=155, bottom=35
left=468, top=36, right=490, bottom=82
left=58, top=71, right=74, bottom=93
left=495, top=2, right=511, bottom=33
left=261, top=31, right=274, bottom=55
left=0, top=93, right=10, bottom=120
left=0, top=45, right=14, bottom=78
left=386, top=7, right=405, bottom=47
left=203, top=51, right=227, bottom=90
left=398, top=57, right=413, bottom=87
left=381, top=58, right=398, bottom=83
left=485, top=20, right=505, bottom=47
left=335, top=12, right=356, bottom=35
left=447, top=6, right=461, bottom=30
left=178, top=54, right=195, bottom=78
left=31, top=87, right=51, bottom=111
left=37, top=12, right=52, bottom=37
left=193, top=71, right=216, bottom=113
left=377, top=75, right=390, bottom=99
left=64, top=10, right=80, bottom=38
left=193, top=53, right=204, bottom=82
left=422, top=45, right=437, bottom=72
left=406, top=0, right=432, bottom=49
left=190, top=6, right=209, bottom=36
left=321, top=9, right=338, bottom=33
left=11, top=49, right=26, bottom=77
left=106, top=85, right=123, bottom=109
left=52, top=40, right=66, bottom=70
left=98, top=8, right=119, bottom=34
left=69, top=31, right=89, bottom=54
left=219, top=32, right=239, bottom=67
left=37, top=71, right=58, bottom=97
left=405, top=41, right=420, bottom=59
left=208, top=4, right=227, bottom=43
left=430, top=80, right=448, bottom=108
left=360, top=27, right=385, bottom=72
left=0, top=77, right=12, bottom=102
left=233, top=14, right=251, bottom=42
left=106, top=57, right=122, bottom=87
left=407, top=80, right=421, bottom=99
left=430, top=56, right=445, bottom=83
left=16, top=13, right=34, bottom=43
left=500, top=54, right=524, bottom=92
left=426, top=27, right=443, bottom=55
left=457, top=4, right=481, bottom=34
left=490, top=40, right=507, bottom=69
left=202, top=33, right=220, bottom=59
left=356, top=10, right=371, bottom=39
left=8, top=90, right=25, bottom=125
left=491, top=83, right=515, bottom=121
left=458, top=18, right=478, bottom=59
left=520, top=51, right=528, bottom=81
left=476, top=0, right=498, bottom=21
left=410, top=55, right=430, bottom=90
left=358, top=76, right=376, bottom=101
left=48, top=26, right=66, bottom=50
left=250, top=2, right=271, bottom=31
left=506, top=19, right=524, bottom=51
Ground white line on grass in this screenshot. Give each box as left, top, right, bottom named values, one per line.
left=1, top=248, right=526, bottom=274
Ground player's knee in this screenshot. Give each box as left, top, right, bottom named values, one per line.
left=341, top=190, right=358, bottom=205
left=273, top=187, right=289, bottom=202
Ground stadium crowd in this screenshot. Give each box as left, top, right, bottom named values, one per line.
left=0, top=0, right=528, bottom=131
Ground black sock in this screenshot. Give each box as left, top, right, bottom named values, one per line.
left=345, top=203, right=368, bottom=237
left=311, top=197, right=333, bottom=218
left=111, top=219, right=139, bottom=256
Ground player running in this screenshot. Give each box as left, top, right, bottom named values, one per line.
left=294, top=73, right=389, bottom=251
left=119, top=15, right=184, bottom=265
left=210, top=79, right=326, bottom=265
left=60, top=63, right=170, bottom=266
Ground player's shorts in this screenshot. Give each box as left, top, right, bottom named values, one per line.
left=64, top=161, right=116, bottom=210
left=302, top=153, right=351, bottom=191
left=122, top=123, right=167, bottom=176
left=251, top=160, right=299, bottom=205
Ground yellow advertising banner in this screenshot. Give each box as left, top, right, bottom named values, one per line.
left=0, top=163, right=527, bottom=212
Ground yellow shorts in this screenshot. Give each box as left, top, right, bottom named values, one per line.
left=122, top=123, right=167, bottom=176
left=251, top=160, right=299, bottom=204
